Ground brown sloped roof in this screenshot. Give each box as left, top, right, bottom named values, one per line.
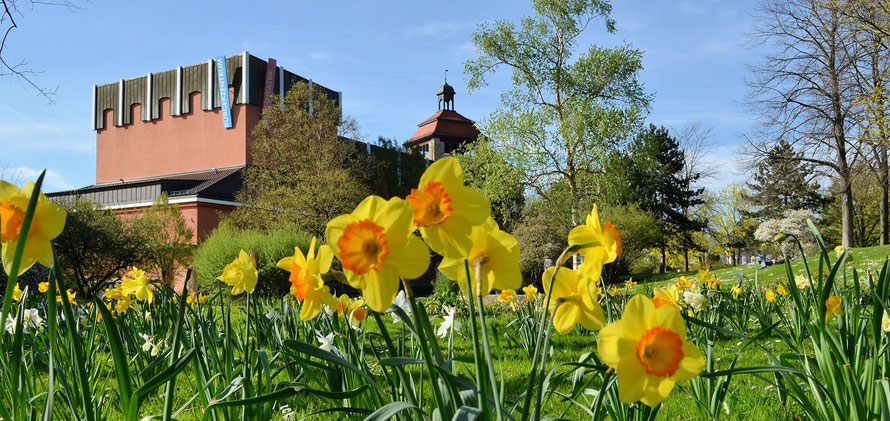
left=405, top=110, right=481, bottom=146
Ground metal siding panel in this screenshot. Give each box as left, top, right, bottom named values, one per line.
left=181, top=64, right=206, bottom=114
left=151, top=70, right=176, bottom=119
left=227, top=55, right=242, bottom=104
left=95, top=83, right=118, bottom=130
left=123, top=77, right=146, bottom=125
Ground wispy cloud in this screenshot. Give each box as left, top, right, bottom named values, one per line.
left=0, top=106, right=93, bottom=154
left=4, top=167, right=75, bottom=191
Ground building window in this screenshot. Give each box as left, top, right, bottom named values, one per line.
left=443, top=141, right=460, bottom=155
left=418, top=143, right=430, bottom=156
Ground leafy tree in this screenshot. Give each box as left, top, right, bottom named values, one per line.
left=464, top=0, right=650, bottom=266
left=52, top=198, right=148, bottom=295
left=513, top=204, right=565, bottom=286
left=134, top=193, right=194, bottom=283
left=454, top=138, right=525, bottom=232
left=626, top=124, right=707, bottom=272
left=707, top=184, right=760, bottom=266
left=230, top=82, right=369, bottom=236
left=745, top=139, right=827, bottom=220
left=821, top=164, right=883, bottom=247
left=598, top=203, right=662, bottom=280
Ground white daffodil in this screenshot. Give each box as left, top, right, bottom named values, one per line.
left=22, top=308, right=43, bottom=333
left=316, top=332, right=338, bottom=354
left=5, top=316, right=16, bottom=335
left=683, top=290, right=707, bottom=312
left=138, top=333, right=161, bottom=355
left=389, top=290, right=412, bottom=324
left=265, top=307, right=280, bottom=322
left=795, top=275, right=810, bottom=290
left=436, top=306, right=461, bottom=338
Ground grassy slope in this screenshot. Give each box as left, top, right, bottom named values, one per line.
left=634, top=244, right=890, bottom=290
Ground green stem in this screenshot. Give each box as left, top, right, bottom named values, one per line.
left=532, top=306, right=557, bottom=419
left=476, top=289, right=503, bottom=421
left=462, top=260, right=488, bottom=416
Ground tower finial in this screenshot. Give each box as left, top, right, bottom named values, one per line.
left=444, top=69, right=448, bottom=83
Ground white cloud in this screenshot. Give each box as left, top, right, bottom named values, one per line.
left=4, top=167, right=75, bottom=191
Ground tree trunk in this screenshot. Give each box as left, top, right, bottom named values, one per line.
left=840, top=178, right=855, bottom=248
left=683, top=248, right=689, bottom=272
left=881, top=142, right=889, bottom=245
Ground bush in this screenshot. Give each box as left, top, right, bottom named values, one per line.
left=599, top=203, right=662, bottom=280
left=194, top=224, right=311, bottom=297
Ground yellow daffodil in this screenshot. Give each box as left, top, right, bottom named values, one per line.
left=122, top=267, right=154, bottom=303
left=335, top=294, right=367, bottom=327
left=598, top=295, right=705, bottom=407
left=834, top=245, right=845, bottom=258
left=567, top=204, right=622, bottom=280
left=198, top=294, right=207, bottom=304
left=765, top=289, right=776, bottom=303
left=326, top=196, right=430, bottom=313
left=405, top=157, right=490, bottom=258
left=882, top=310, right=890, bottom=333
left=625, top=278, right=637, bottom=288
left=186, top=293, right=197, bottom=305
left=676, top=276, right=695, bottom=291
left=776, top=283, right=788, bottom=296
left=498, top=289, right=516, bottom=303
left=38, top=282, right=49, bottom=293
left=698, top=269, right=720, bottom=289
left=523, top=284, right=538, bottom=301
left=277, top=236, right=337, bottom=321
left=608, top=286, right=621, bottom=297
left=438, top=218, right=521, bottom=297
left=56, top=289, right=76, bottom=305
left=217, top=250, right=258, bottom=296
left=652, top=285, right=680, bottom=308
left=730, top=285, right=742, bottom=297
left=115, top=295, right=132, bottom=313
left=12, top=283, right=23, bottom=301
left=0, top=180, right=66, bottom=276
left=543, top=266, right=605, bottom=335
left=825, top=295, right=843, bottom=321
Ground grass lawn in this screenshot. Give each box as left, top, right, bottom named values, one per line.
left=633, top=244, right=890, bottom=290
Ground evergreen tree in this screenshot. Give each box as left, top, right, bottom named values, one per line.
left=626, top=124, right=707, bottom=272
left=745, top=139, right=826, bottom=220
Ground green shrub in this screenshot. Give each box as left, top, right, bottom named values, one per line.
left=194, top=224, right=310, bottom=296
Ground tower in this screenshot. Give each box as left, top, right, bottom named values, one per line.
left=406, top=80, right=480, bottom=160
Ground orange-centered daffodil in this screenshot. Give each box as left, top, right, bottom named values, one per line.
left=542, top=266, right=605, bottom=335
left=335, top=294, right=367, bottom=327
left=405, top=157, right=491, bottom=258
left=0, top=180, right=66, bottom=276
left=438, top=218, right=521, bottom=297
left=597, top=295, right=705, bottom=407
left=277, top=236, right=337, bottom=321
left=326, top=196, right=430, bottom=313
left=567, top=204, right=622, bottom=281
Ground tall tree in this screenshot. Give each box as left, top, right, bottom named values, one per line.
left=708, top=184, right=760, bottom=266
left=230, top=82, right=368, bottom=237
left=464, top=0, right=650, bottom=266
left=745, top=0, right=861, bottom=247
left=745, top=139, right=828, bottom=219
left=626, top=125, right=707, bottom=272
left=455, top=138, right=525, bottom=232
left=845, top=0, right=890, bottom=244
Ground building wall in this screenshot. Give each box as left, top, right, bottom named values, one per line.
left=112, top=199, right=235, bottom=245
left=96, top=92, right=259, bottom=183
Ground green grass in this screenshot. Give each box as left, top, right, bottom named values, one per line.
left=634, top=244, right=890, bottom=290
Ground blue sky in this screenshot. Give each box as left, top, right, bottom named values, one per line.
left=0, top=0, right=760, bottom=192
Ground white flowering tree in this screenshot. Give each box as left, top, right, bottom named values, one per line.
left=754, top=209, right=818, bottom=257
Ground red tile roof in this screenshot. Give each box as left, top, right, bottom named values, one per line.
left=405, top=110, right=481, bottom=146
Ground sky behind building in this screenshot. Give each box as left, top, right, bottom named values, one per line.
left=0, top=0, right=761, bottom=192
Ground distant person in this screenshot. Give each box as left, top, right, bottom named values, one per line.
left=758, top=251, right=766, bottom=269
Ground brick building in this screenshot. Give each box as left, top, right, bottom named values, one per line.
left=48, top=52, right=340, bottom=244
